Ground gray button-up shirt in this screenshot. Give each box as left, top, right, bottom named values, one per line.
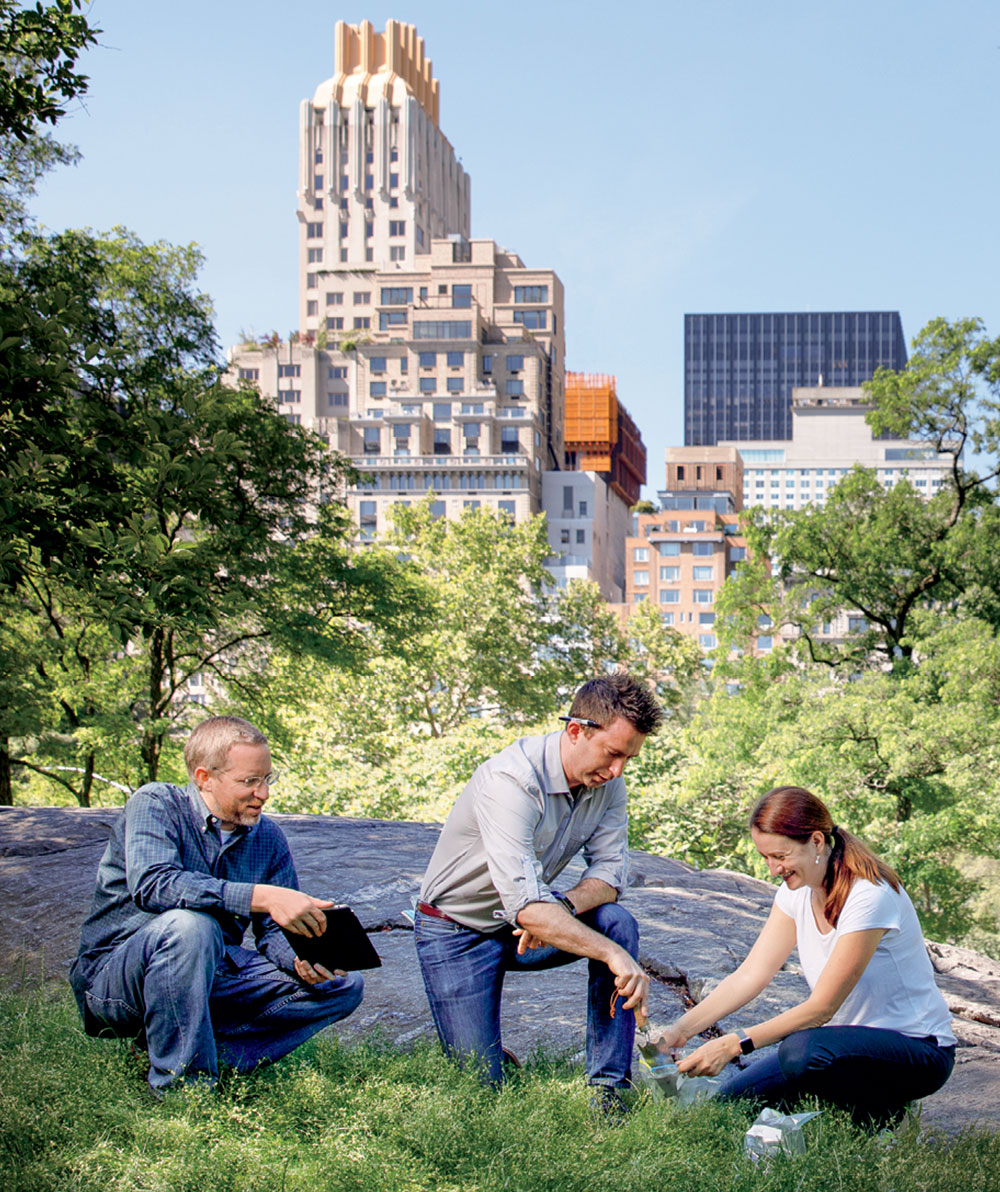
left=419, top=730, right=629, bottom=932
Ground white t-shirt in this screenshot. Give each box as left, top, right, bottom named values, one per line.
left=774, top=877, right=956, bottom=1046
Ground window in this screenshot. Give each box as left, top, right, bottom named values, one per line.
left=633, top=571, right=649, bottom=586
left=283, top=412, right=301, bottom=424
left=498, top=500, right=516, bottom=517
left=363, top=427, right=380, bottom=454
left=419, top=377, right=436, bottom=394
left=307, top=247, right=323, bottom=263
left=659, top=590, right=680, bottom=604
left=452, top=284, right=472, bottom=308
left=365, top=222, right=374, bottom=239
left=433, top=403, right=451, bottom=420
left=579, top=500, right=587, bottom=516
left=278, top=390, right=300, bottom=403
left=413, top=321, right=471, bottom=339
left=506, top=355, right=524, bottom=371
left=758, top=615, right=773, bottom=629
left=328, top=392, right=347, bottom=407
left=390, top=171, right=399, bottom=187
left=313, top=175, right=323, bottom=190
left=329, top=366, right=347, bottom=379
left=327, top=316, right=343, bottom=331
left=848, top=616, right=867, bottom=633
left=757, top=635, right=773, bottom=651
left=389, top=220, right=406, bottom=236
left=729, top=546, right=747, bottom=562
left=370, top=356, right=387, bottom=373
left=698, top=635, right=717, bottom=649
left=306, top=273, right=317, bottom=289
left=560, top=529, right=570, bottom=545
left=514, top=285, right=548, bottom=303
left=433, top=428, right=451, bottom=454
left=306, top=300, right=318, bottom=316
left=353, top=317, right=370, bottom=330
left=313, top=197, right=323, bottom=210
left=500, top=429, right=520, bottom=454
left=576, top=529, right=585, bottom=544
left=506, top=379, right=524, bottom=397
left=692, top=566, right=714, bottom=581
left=326, top=291, right=344, bottom=306
left=513, top=310, right=546, bottom=329
left=340, top=222, right=348, bottom=239
left=369, top=382, right=387, bottom=397
left=692, top=589, right=714, bottom=604
left=446, top=377, right=463, bottom=392
left=658, top=542, right=680, bottom=556
left=419, top=352, right=436, bottom=368
left=699, top=613, right=716, bottom=625
left=633, top=547, right=649, bottom=562
left=354, top=292, right=371, bottom=305
left=359, top=500, right=377, bottom=541
left=340, top=175, right=348, bottom=190
left=692, top=542, right=714, bottom=556
left=238, top=368, right=259, bottom=381
left=381, top=287, right=413, bottom=305
left=364, top=174, right=374, bottom=190
left=447, top=351, right=464, bottom=367
left=278, top=364, right=301, bottom=378
left=482, top=354, right=493, bottom=373
left=662, top=612, right=675, bottom=626
left=390, top=246, right=405, bottom=261
left=659, top=566, right=680, bottom=582
left=380, top=312, right=407, bottom=329
left=306, top=222, right=323, bottom=238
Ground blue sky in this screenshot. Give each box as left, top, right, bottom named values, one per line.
left=32, top=0, right=1000, bottom=497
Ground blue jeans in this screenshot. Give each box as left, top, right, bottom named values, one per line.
left=719, top=1025, right=956, bottom=1129
left=81, top=909, right=364, bottom=1091
left=414, top=902, right=639, bottom=1087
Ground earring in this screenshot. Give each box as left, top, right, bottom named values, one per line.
left=815, top=854, right=821, bottom=865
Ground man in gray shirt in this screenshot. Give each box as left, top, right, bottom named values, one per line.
left=414, top=672, right=662, bottom=1114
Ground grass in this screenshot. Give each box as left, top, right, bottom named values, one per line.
left=2, top=988, right=999, bottom=1192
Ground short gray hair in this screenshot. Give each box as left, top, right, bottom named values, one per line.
left=184, top=716, right=268, bottom=778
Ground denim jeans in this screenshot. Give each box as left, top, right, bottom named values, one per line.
left=414, top=902, right=639, bottom=1087
left=719, top=1024, right=956, bottom=1129
left=82, top=908, right=364, bottom=1091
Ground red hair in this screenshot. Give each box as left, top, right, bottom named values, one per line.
left=751, top=786, right=899, bottom=927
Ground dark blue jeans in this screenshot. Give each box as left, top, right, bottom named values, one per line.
left=414, top=902, right=639, bottom=1087
left=719, top=1024, right=955, bottom=1128
left=82, top=908, right=364, bottom=1091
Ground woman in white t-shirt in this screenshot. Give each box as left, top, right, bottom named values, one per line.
left=654, top=786, right=956, bottom=1128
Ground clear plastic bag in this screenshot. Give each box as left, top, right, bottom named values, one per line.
left=743, top=1108, right=822, bottom=1161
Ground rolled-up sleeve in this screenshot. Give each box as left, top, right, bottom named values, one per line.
left=473, top=774, right=557, bottom=926
left=579, top=780, right=629, bottom=895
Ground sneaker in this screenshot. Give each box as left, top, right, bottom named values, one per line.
left=589, top=1085, right=631, bottom=1124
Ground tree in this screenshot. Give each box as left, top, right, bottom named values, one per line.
left=717, top=318, right=1000, bottom=671
left=624, top=599, right=705, bottom=717
left=381, top=500, right=558, bottom=735
left=2, top=228, right=429, bottom=799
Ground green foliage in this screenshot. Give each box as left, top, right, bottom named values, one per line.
left=4, top=987, right=1000, bottom=1192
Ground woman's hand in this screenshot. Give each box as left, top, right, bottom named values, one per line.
left=676, top=1033, right=740, bottom=1077
left=650, top=1022, right=689, bottom=1057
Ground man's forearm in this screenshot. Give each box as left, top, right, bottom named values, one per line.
left=515, top=900, right=621, bottom=964
left=562, top=877, right=618, bottom=915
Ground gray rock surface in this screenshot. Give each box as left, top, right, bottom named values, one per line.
left=2, top=805, right=998, bottom=1133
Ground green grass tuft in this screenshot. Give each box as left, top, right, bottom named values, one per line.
left=1, top=987, right=998, bottom=1192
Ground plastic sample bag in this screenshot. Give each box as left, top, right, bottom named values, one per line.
left=743, top=1108, right=822, bottom=1161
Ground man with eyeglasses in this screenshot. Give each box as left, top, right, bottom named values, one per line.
left=70, top=716, right=362, bottom=1095
left=414, top=672, right=663, bottom=1117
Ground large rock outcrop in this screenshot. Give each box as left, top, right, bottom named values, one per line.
left=2, top=806, right=998, bottom=1133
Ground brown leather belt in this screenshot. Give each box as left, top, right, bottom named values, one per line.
left=416, top=900, right=457, bottom=923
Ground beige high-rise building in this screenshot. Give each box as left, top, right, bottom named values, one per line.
left=228, top=20, right=567, bottom=539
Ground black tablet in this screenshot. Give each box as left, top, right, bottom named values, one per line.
left=280, top=905, right=383, bottom=971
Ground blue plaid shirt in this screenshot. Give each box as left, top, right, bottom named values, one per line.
left=70, top=781, right=301, bottom=996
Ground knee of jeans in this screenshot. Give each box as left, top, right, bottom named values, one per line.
left=589, top=902, right=639, bottom=954
left=332, top=972, right=364, bottom=1013
left=152, top=908, right=224, bottom=960
left=778, top=1029, right=826, bottom=1081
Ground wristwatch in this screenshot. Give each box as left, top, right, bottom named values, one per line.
left=736, top=1029, right=755, bottom=1056
left=552, top=891, right=577, bottom=917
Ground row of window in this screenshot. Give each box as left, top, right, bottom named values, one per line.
left=633, top=566, right=717, bottom=584
left=634, top=542, right=719, bottom=560
left=357, top=470, right=527, bottom=491
left=357, top=498, right=517, bottom=537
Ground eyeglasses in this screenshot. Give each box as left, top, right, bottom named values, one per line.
left=558, top=716, right=603, bottom=729
left=215, top=770, right=280, bottom=789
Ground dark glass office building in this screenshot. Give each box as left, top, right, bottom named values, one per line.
left=684, top=312, right=907, bottom=445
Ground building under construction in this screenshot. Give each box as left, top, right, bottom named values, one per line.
left=563, top=373, right=646, bottom=506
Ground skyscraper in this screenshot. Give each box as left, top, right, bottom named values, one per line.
left=684, top=311, right=908, bottom=445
